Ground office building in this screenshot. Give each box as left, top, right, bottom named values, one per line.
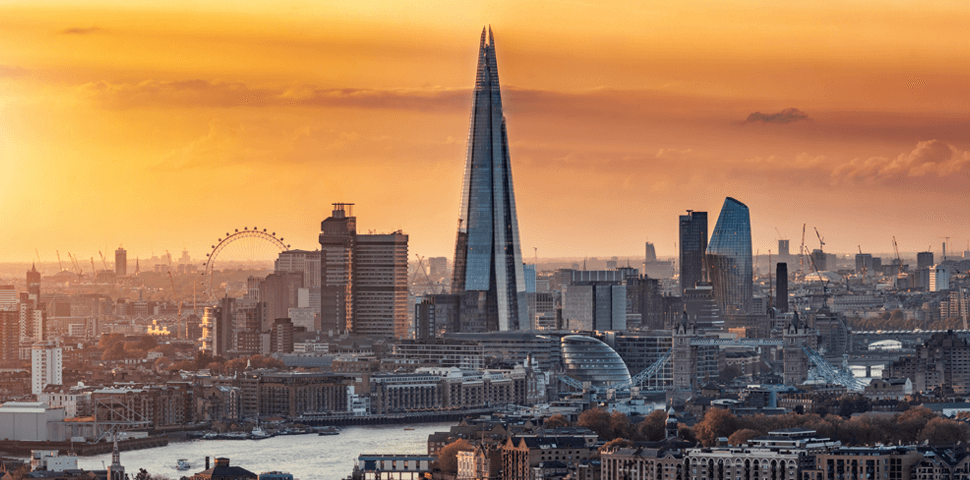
left=258, top=272, right=303, bottom=331
left=810, top=249, right=827, bottom=272
left=451, top=27, right=528, bottom=332
left=32, top=341, right=62, bottom=395
left=275, top=250, right=320, bottom=288
left=1, top=310, right=17, bottom=363
left=427, top=257, right=448, bottom=277
left=645, top=242, right=657, bottom=262
left=683, top=282, right=722, bottom=331
left=917, top=251, right=934, bottom=270
left=679, top=210, right=708, bottom=295
left=706, top=197, right=753, bottom=314
left=561, top=335, right=631, bottom=388
left=855, top=253, right=873, bottom=275
left=776, top=262, right=789, bottom=312
left=115, top=248, right=127, bottom=277
left=319, top=204, right=409, bottom=337
left=202, top=298, right=234, bottom=357
left=778, top=239, right=790, bottom=259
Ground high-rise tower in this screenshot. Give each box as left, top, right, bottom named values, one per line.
left=451, top=27, right=527, bottom=332
left=679, top=211, right=708, bottom=296
left=706, top=197, right=753, bottom=314
left=115, top=248, right=127, bottom=277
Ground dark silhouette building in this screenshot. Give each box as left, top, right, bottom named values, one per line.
left=679, top=210, right=708, bottom=296
left=451, top=28, right=528, bottom=332
left=917, top=251, right=934, bottom=270
left=776, top=262, right=789, bottom=312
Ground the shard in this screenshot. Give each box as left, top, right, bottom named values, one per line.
left=452, top=27, right=528, bottom=332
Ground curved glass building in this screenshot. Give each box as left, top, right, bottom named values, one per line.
left=561, top=335, right=631, bottom=388
left=706, top=197, right=753, bottom=314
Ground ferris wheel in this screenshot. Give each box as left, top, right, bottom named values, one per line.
left=202, top=227, right=290, bottom=300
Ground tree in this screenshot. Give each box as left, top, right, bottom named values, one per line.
left=918, top=417, right=970, bottom=444
left=101, top=342, right=126, bottom=361
left=609, top=411, right=633, bottom=440
left=437, top=439, right=474, bottom=475
left=577, top=408, right=612, bottom=439
left=692, top=409, right=738, bottom=447
left=637, top=409, right=667, bottom=441
left=728, top=429, right=761, bottom=446
left=599, top=437, right=632, bottom=452
left=544, top=414, right=570, bottom=429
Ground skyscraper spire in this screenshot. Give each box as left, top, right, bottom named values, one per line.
left=452, top=27, right=528, bottom=332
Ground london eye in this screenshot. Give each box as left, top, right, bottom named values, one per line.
left=202, top=227, right=290, bottom=300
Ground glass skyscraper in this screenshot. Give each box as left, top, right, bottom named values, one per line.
left=452, top=27, right=528, bottom=332
left=706, top=197, right=753, bottom=314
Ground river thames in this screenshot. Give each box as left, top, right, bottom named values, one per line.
left=75, top=422, right=453, bottom=480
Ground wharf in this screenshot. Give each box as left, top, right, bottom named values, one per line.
left=0, top=435, right=168, bottom=456
left=299, top=408, right=500, bottom=427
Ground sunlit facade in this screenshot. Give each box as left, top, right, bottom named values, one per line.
left=452, top=27, right=528, bottom=332
left=561, top=335, right=631, bottom=388
left=706, top=197, right=753, bottom=314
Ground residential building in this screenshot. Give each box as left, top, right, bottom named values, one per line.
left=31, top=341, right=62, bottom=395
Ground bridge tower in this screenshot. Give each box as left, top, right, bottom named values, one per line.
left=783, top=311, right=817, bottom=385
left=672, top=311, right=696, bottom=392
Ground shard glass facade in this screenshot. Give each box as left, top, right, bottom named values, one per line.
left=706, top=197, right=753, bottom=314
left=452, top=27, right=527, bottom=331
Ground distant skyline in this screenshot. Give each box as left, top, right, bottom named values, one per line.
left=2, top=1, right=969, bottom=263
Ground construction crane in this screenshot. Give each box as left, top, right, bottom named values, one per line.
left=892, top=236, right=903, bottom=275
left=807, top=244, right=830, bottom=299
left=814, top=227, right=825, bottom=250
left=68, top=252, right=83, bottom=281
left=35, top=249, right=42, bottom=270
left=99, top=251, right=109, bottom=271
left=90, top=257, right=96, bottom=278
left=56, top=251, right=64, bottom=272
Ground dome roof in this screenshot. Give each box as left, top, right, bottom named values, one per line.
left=561, top=335, right=631, bottom=388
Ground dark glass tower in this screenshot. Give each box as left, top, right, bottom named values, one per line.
left=706, top=197, right=753, bottom=314
left=679, top=211, right=708, bottom=296
left=452, top=27, right=527, bottom=332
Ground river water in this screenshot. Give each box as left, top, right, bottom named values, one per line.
left=74, top=422, right=453, bottom=480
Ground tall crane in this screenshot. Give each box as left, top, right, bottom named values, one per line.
left=68, top=252, right=83, bottom=281
left=814, top=227, right=825, bottom=250
left=99, top=251, right=109, bottom=271
left=90, top=257, right=97, bottom=278
left=56, top=251, right=64, bottom=272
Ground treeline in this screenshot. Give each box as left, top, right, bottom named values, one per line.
left=846, top=309, right=964, bottom=332
left=550, top=405, right=969, bottom=447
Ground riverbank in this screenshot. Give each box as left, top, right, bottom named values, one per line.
left=0, top=435, right=168, bottom=456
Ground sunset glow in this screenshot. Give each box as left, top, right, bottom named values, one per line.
left=2, top=0, right=969, bottom=262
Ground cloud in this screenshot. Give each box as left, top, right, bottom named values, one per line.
left=831, top=140, right=970, bottom=186
left=743, top=107, right=809, bottom=124
left=0, top=65, right=28, bottom=77
left=80, top=79, right=470, bottom=111
left=60, top=27, right=102, bottom=35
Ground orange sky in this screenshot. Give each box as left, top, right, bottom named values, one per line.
left=1, top=0, right=969, bottom=264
